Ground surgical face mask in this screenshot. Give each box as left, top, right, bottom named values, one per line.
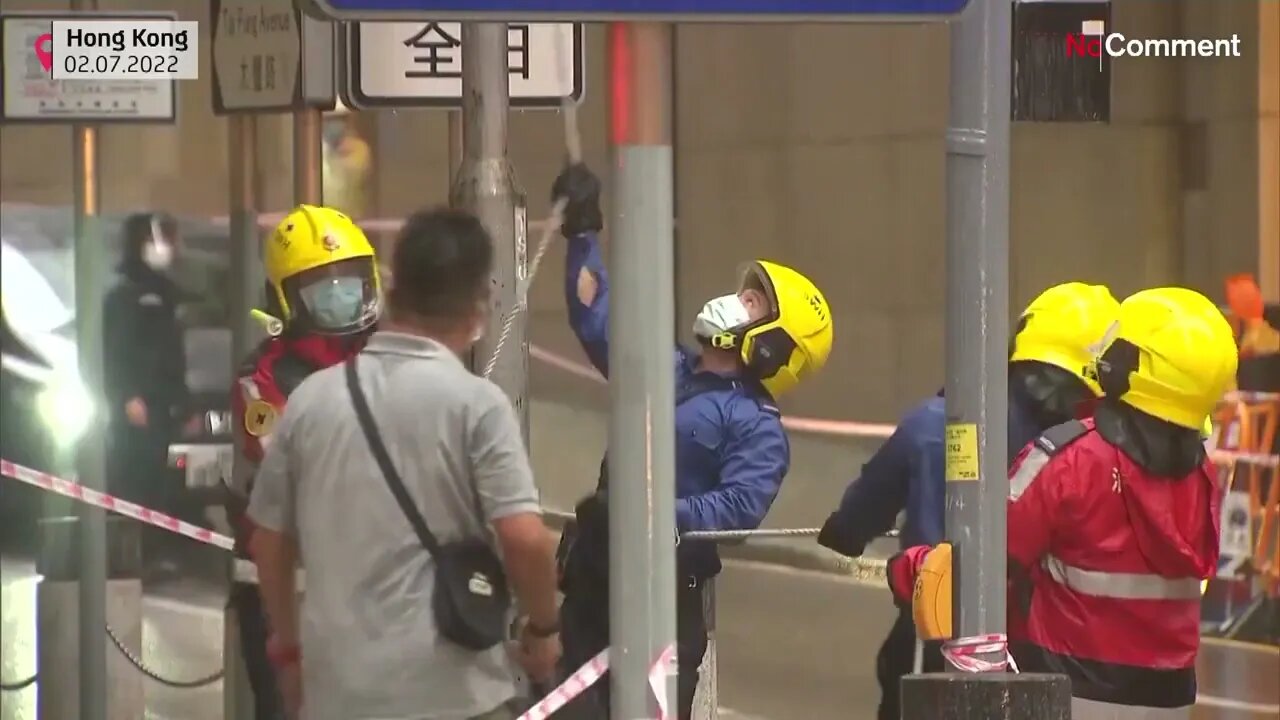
left=299, top=276, right=367, bottom=331
left=324, top=123, right=345, bottom=147
left=142, top=240, right=173, bottom=270
left=693, top=293, right=751, bottom=340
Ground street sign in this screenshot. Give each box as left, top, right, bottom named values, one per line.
left=211, top=0, right=337, bottom=115
left=0, top=12, right=176, bottom=123
left=342, top=22, right=582, bottom=109
left=304, top=0, right=971, bottom=21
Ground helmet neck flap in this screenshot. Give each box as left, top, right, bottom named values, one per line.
left=1094, top=398, right=1206, bottom=477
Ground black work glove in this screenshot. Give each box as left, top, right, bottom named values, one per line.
left=551, top=163, right=603, bottom=238
left=816, top=512, right=868, bottom=559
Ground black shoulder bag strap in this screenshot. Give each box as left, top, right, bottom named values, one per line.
left=345, top=356, right=441, bottom=558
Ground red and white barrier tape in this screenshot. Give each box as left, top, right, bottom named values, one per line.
left=941, top=633, right=1019, bottom=674
left=2, top=456, right=683, bottom=718
left=0, top=459, right=235, bottom=551
left=518, top=644, right=676, bottom=720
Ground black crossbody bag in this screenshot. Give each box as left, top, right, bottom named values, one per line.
left=344, top=357, right=511, bottom=651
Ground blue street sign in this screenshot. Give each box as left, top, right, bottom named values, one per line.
left=305, top=0, right=970, bottom=21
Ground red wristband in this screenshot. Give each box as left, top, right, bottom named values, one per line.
left=266, top=636, right=301, bottom=668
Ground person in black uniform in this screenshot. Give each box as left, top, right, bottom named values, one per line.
left=102, top=212, right=190, bottom=571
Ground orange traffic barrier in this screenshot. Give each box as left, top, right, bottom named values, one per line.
left=1213, top=394, right=1280, bottom=598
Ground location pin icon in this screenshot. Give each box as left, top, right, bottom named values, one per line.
left=34, top=33, right=53, bottom=73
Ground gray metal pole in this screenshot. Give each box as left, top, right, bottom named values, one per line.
left=223, top=113, right=261, bottom=720
left=943, top=0, right=1012, bottom=653
left=450, top=23, right=530, bottom=442
left=71, top=54, right=108, bottom=720
left=448, top=110, right=463, bottom=186
left=294, top=109, right=324, bottom=205
left=607, top=22, right=679, bottom=720
left=230, top=115, right=263, bottom=362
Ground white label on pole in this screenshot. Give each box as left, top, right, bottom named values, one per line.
left=515, top=204, right=528, bottom=285
left=212, top=0, right=300, bottom=111
left=351, top=22, right=580, bottom=107
left=1218, top=490, right=1251, bottom=562
left=1, top=14, right=176, bottom=122
left=51, top=20, right=199, bottom=80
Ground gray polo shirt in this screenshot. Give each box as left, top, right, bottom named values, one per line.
left=247, top=331, right=541, bottom=720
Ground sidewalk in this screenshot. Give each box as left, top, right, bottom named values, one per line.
left=0, top=559, right=224, bottom=720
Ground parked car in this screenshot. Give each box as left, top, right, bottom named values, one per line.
left=1, top=204, right=238, bottom=545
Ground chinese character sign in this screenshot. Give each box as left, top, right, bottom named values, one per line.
left=352, top=21, right=578, bottom=106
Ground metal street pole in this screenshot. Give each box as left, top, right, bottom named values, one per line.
left=943, top=0, right=1011, bottom=654
left=448, top=110, right=464, bottom=187
left=450, top=22, right=530, bottom=443
left=607, top=22, right=678, bottom=720
left=906, top=0, right=1070, bottom=715
left=230, top=115, right=263, bottom=362
left=294, top=109, right=323, bottom=205
left=223, top=113, right=261, bottom=720
left=70, top=5, right=108, bottom=713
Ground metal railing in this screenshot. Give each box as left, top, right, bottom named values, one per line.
left=683, top=527, right=893, bottom=720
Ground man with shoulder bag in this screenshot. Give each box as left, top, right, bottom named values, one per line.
left=247, top=208, right=561, bottom=720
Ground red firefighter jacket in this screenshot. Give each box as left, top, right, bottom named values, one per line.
left=1006, top=418, right=1220, bottom=709
left=226, top=334, right=364, bottom=561
left=887, top=418, right=1219, bottom=710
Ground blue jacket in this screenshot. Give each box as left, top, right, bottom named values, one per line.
left=565, top=233, right=790, bottom=576
left=817, top=385, right=1046, bottom=555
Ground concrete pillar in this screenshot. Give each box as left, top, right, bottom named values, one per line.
left=1259, top=0, right=1279, bottom=302
left=36, top=516, right=143, bottom=720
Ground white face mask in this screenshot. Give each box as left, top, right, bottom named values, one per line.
left=692, top=294, right=751, bottom=340
left=142, top=240, right=173, bottom=270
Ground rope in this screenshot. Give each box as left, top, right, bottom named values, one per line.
left=681, top=527, right=901, bottom=541
left=0, top=674, right=37, bottom=692
left=682, top=527, right=821, bottom=540
left=482, top=195, right=568, bottom=380
left=105, top=622, right=224, bottom=689
left=482, top=29, right=581, bottom=382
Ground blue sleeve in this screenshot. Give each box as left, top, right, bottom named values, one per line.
left=906, top=432, right=945, bottom=546
left=564, top=232, right=610, bottom=377
left=675, top=411, right=789, bottom=532
left=817, top=425, right=914, bottom=557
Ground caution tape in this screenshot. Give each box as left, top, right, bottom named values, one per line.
left=0, top=459, right=235, bottom=552
left=518, top=644, right=676, bottom=720
left=2, top=458, right=683, bottom=717
left=940, top=633, right=1019, bottom=674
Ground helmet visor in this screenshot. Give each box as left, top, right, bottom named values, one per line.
left=286, top=258, right=379, bottom=335
left=738, top=263, right=779, bottom=325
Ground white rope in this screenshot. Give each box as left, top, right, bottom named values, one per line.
left=482, top=26, right=581, bottom=381
left=681, top=527, right=901, bottom=541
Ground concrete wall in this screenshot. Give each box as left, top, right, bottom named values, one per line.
left=1, top=0, right=1271, bottom=424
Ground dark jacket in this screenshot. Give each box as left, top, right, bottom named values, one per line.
left=102, top=267, right=188, bottom=425
left=817, top=381, right=1050, bottom=556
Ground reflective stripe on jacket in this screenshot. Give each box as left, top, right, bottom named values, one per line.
left=1007, top=419, right=1219, bottom=710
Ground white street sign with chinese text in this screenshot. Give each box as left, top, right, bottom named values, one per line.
left=0, top=13, right=176, bottom=123
left=346, top=22, right=583, bottom=109
left=210, top=0, right=335, bottom=114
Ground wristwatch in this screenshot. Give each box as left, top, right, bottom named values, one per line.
left=266, top=635, right=301, bottom=668
left=526, top=618, right=561, bottom=638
